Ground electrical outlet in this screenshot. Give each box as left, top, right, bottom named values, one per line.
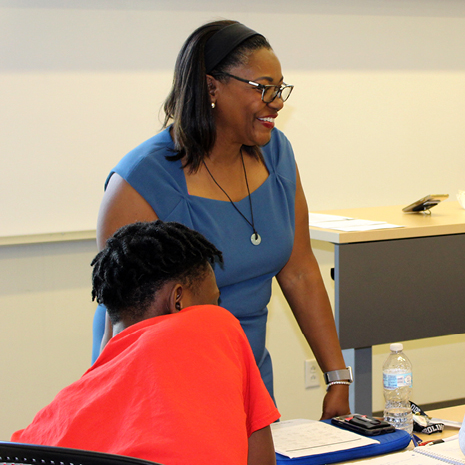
left=305, top=359, right=320, bottom=388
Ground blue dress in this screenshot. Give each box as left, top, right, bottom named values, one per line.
left=93, top=127, right=296, bottom=398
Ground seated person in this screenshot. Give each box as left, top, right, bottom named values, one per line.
left=12, top=221, right=280, bottom=465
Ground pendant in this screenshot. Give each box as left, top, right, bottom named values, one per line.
left=251, top=233, right=261, bottom=246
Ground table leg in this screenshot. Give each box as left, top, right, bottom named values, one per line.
left=343, top=347, right=373, bottom=415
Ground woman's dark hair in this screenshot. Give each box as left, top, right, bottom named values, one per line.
left=163, top=20, right=272, bottom=172
left=91, top=221, right=223, bottom=325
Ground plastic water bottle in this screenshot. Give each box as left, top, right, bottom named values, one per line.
left=383, top=343, right=413, bottom=434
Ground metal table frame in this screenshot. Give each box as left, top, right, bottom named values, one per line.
left=310, top=202, right=465, bottom=414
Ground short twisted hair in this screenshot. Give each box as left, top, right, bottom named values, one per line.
left=91, top=221, right=223, bottom=324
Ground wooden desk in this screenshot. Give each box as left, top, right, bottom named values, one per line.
left=342, top=405, right=464, bottom=463
left=419, top=405, right=465, bottom=441
left=310, top=202, right=465, bottom=414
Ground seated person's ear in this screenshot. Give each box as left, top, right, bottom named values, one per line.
left=168, top=281, right=197, bottom=313
left=170, top=284, right=183, bottom=313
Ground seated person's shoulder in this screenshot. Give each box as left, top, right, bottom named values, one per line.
left=185, top=304, right=240, bottom=325
left=180, top=305, right=245, bottom=342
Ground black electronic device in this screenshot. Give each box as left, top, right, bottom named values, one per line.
left=331, top=414, right=396, bottom=436
left=402, top=194, right=449, bottom=213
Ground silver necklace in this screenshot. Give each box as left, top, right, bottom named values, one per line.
left=203, top=150, right=261, bottom=246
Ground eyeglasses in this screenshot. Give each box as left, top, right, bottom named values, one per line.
left=220, top=72, right=294, bottom=103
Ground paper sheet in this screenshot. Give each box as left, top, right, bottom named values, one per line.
left=308, top=213, right=404, bottom=232
left=349, top=450, right=440, bottom=464
left=349, top=438, right=465, bottom=464
left=271, top=419, right=379, bottom=459
left=308, top=213, right=352, bottom=223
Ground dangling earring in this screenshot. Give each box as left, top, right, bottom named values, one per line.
left=211, top=102, right=216, bottom=109
left=175, top=302, right=181, bottom=311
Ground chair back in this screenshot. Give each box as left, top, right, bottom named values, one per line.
left=0, top=441, right=162, bottom=465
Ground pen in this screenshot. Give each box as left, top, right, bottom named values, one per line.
left=422, top=440, right=445, bottom=446
left=419, top=434, right=459, bottom=446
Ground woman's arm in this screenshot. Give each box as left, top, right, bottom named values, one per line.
left=276, top=166, right=350, bottom=420
left=248, top=426, right=276, bottom=465
left=96, top=173, right=158, bottom=348
left=97, top=173, right=158, bottom=249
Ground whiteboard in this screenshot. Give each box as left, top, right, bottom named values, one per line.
left=1, top=0, right=465, bottom=239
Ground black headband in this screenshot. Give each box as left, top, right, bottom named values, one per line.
left=204, top=23, right=263, bottom=74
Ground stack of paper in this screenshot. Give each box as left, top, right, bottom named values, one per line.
left=309, top=213, right=404, bottom=232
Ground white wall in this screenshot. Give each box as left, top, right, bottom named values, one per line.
left=2, top=0, right=465, bottom=236
left=1, top=0, right=464, bottom=440
left=0, top=240, right=97, bottom=440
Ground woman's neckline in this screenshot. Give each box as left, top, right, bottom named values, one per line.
left=165, top=126, right=272, bottom=202
left=183, top=158, right=271, bottom=203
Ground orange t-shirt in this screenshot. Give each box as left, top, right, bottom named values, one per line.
left=12, top=305, right=280, bottom=464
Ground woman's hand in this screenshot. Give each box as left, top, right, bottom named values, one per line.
left=321, top=384, right=351, bottom=420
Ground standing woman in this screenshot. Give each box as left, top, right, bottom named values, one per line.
left=94, top=20, right=350, bottom=419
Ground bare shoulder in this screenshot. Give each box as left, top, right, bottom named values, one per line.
left=96, top=173, right=158, bottom=249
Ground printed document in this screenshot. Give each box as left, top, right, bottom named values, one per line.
left=271, top=419, right=379, bottom=459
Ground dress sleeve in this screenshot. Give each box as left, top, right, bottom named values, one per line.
left=262, top=128, right=297, bottom=186
left=105, top=130, right=188, bottom=220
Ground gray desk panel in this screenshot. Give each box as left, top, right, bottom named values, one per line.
left=335, top=234, right=465, bottom=350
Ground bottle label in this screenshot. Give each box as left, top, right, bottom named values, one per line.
left=383, top=372, right=412, bottom=389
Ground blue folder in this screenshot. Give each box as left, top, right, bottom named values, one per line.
left=275, top=420, right=411, bottom=465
